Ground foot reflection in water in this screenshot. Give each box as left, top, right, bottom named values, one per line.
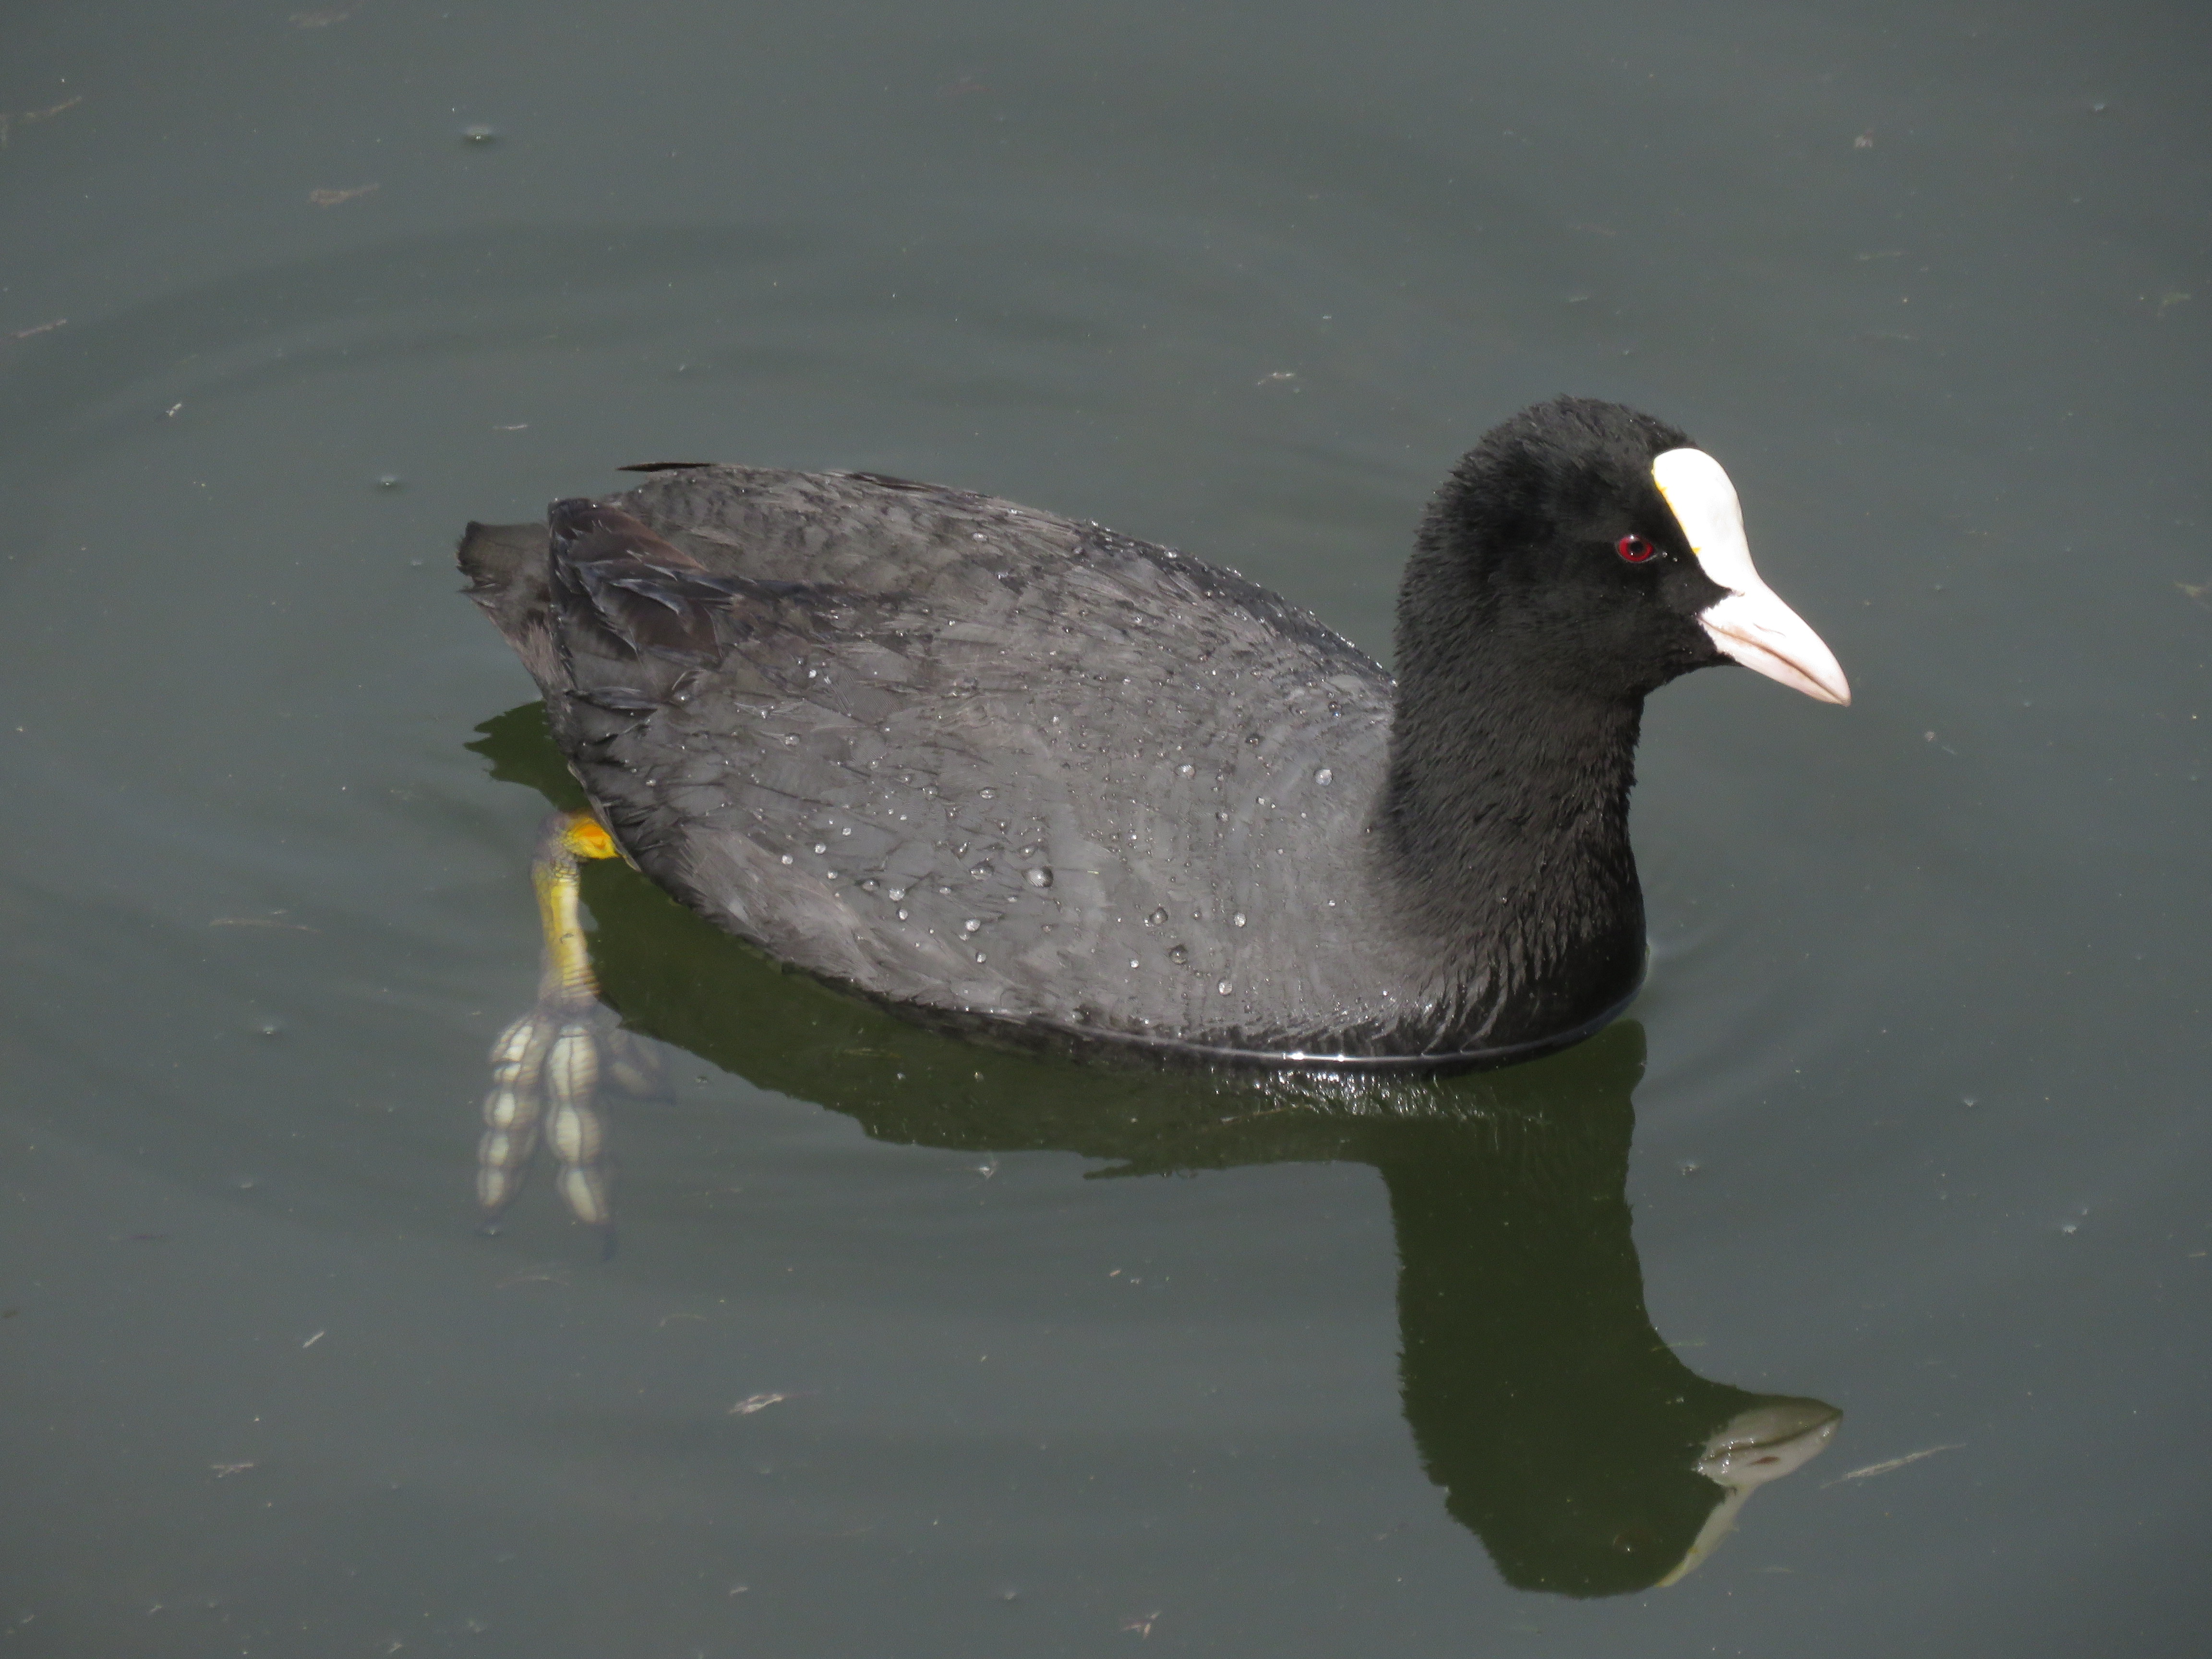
left=466, top=704, right=1841, bottom=1597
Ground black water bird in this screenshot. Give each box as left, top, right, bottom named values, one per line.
left=458, top=397, right=1846, bottom=1224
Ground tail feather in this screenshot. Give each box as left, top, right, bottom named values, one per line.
left=457, top=519, right=560, bottom=688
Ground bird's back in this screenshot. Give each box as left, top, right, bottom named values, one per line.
left=461, top=466, right=1451, bottom=1061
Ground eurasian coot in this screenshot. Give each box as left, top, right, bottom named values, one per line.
left=459, top=397, right=1844, bottom=1220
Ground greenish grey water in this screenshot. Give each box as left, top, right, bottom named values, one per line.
left=3, top=0, right=2208, bottom=1653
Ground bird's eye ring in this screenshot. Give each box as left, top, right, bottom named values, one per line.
left=1616, top=533, right=1657, bottom=564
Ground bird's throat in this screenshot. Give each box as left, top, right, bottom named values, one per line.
left=1376, top=672, right=1647, bottom=1034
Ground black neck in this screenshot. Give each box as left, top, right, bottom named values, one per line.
left=1375, top=545, right=1648, bottom=1041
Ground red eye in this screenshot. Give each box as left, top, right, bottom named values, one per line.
left=1616, top=533, right=1657, bottom=564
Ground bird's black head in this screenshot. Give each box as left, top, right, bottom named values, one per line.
left=1401, top=396, right=1848, bottom=708
left=1380, top=397, right=1846, bottom=1031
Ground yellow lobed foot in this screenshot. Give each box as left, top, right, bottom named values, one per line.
left=476, top=810, right=664, bottom=1248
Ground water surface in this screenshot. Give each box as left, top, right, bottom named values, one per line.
left=4, top=1, right=2209, bottom=1654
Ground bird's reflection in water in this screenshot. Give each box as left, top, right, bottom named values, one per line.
left=468, top=705, right=1840, bottom=1597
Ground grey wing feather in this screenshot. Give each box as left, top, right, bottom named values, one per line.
left=478, top=466, right=1408, bottom=1052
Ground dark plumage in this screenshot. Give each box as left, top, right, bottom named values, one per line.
left=460, top=397, right=1843, bottom=1069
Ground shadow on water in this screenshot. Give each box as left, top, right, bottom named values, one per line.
left=470, top=702, right=1841, bottom=1598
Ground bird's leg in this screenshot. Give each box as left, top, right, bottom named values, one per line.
left=478, top=810, right=662, bottom=1247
